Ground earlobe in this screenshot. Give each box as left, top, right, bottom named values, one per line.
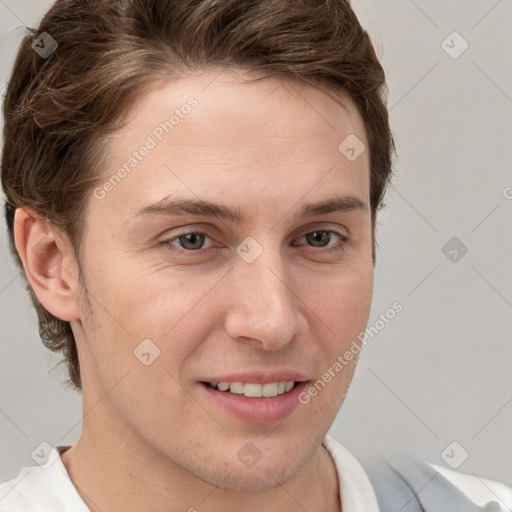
left=13, top=207, right=81, bottom=322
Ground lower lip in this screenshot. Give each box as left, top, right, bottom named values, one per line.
left=199, top=381, right=309, bottom=424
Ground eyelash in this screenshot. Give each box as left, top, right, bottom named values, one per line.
left=162, top=229, right=350, bottom=256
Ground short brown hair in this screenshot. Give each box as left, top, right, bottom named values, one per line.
left=1, top=0, right=396, bottom=391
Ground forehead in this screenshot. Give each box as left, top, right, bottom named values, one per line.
left=91, top=67, right=370, bottom=223
left=119, top=67, right=365, bottom=148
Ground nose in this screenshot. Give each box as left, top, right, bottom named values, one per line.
left=223, top=244, right=304, bottom=351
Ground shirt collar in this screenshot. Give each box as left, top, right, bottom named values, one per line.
left=322, top=433, right=380, bottom=511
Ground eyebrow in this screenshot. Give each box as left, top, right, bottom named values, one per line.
left=132, top=194, right=368, bottom=223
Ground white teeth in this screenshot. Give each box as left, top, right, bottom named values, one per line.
left=229, top=382, right=244, bottom=394
left=244, top=383, right=264, bottom=397
left=284, top=381, right=294, bottom=392
left=209, top=381, right=297, bottom=397
left=262, top=382, right=278, bottom=397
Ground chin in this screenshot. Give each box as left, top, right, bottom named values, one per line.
left=204, top=460, right=303, bottom=492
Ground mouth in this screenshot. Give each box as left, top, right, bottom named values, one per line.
left=198, top=380, right=309, bottom=424
left=201, top=380, right=300, bottom=397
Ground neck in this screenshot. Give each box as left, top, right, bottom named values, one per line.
left=61, top=415, right=340, bottom=512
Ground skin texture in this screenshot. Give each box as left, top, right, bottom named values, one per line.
left=14, top=67, right=374, bottom=512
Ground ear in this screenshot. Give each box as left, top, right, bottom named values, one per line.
left=13, top=207, right=81, bottom=322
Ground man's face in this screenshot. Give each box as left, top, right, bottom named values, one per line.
left=73, top=67, right=373, bottom=491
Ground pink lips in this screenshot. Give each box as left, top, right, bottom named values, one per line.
left=199, top=380, right=309, bottom=424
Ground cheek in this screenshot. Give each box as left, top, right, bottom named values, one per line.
left=308, top=262, right=373, bottom=334
left=303, top=263, right=373, bottom=401
left=86, top=257, right=189, bottom=333
left=82, top=263, right=215, bottom=380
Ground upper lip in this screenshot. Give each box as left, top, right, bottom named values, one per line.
left=201, top=370, right=309, bottom=384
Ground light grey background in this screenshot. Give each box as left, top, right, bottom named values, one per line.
left=1, top=0, right=511, bottom=488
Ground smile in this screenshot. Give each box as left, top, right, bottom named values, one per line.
left=199, top=381, right=309, bottom=424
left=204, top=380, right=297, bottom=397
